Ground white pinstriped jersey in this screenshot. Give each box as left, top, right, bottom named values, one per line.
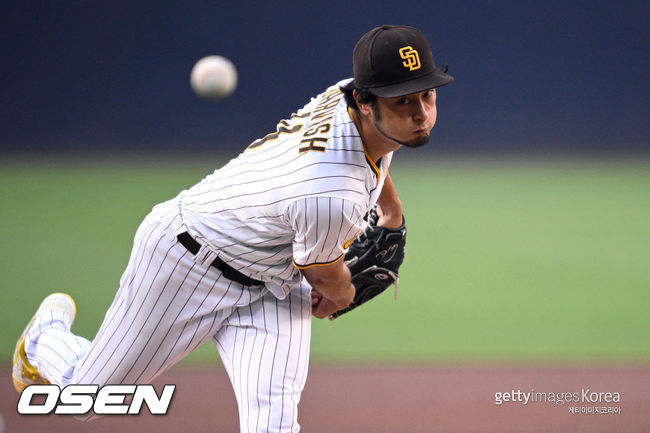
left=176, top=79, right=392, bottom=299
left=24, top=80, right=391, bottom=433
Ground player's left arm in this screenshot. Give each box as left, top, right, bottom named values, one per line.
left=376, top=172, right=403, bottom=228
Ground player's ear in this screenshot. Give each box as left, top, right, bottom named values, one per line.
left=353, top=90, right=373, bottom=116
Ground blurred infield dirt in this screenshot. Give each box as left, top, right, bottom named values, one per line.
left=2, top=364, right=649, bottom=432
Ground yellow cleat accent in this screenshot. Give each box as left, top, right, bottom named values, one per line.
left=12, top=293, right=76, bottom=393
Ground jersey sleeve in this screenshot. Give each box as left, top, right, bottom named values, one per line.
left=286, top=196, right=365, bottom=268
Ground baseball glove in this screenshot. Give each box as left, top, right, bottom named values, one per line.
left=329, top=208, right=406, bottom=320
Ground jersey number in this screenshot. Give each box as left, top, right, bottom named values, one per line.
left=246, top=112, right=327, bottom=153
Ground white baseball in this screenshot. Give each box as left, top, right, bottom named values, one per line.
left=190, top=55, right=237, bottom=100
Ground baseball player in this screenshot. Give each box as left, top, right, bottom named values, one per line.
left=13, top=25, right=453, bottom=432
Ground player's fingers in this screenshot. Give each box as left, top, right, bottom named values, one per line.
left=311, top=298, right=338, bottom=319
left=312, top=306, right=329, bottom=319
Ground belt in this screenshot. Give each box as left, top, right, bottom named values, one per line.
left=176, top=232, right=263, bottom=287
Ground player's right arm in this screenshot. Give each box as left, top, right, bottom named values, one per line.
left=302, top=260, right=355, bottom=319
left=286, top=195, right=365, bottom=318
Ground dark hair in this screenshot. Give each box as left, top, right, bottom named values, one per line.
left=339, top=80, right=377, bottom=111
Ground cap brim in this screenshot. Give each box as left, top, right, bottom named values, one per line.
left=369, top=69, right=454, bottom=98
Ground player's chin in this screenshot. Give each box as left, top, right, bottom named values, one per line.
left=401, top=133, right=431, bottom=148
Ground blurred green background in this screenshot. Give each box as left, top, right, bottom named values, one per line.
left=1, top=157, right=648, bottom=365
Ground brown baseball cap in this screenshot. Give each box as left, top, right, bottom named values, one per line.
left=353, top=25, right=454, bottom=98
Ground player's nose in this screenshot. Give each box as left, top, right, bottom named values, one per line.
left=412, top=99, right=429, bottom=123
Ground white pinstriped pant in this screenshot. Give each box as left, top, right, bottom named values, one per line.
left=24, top=199, right=312, bottom=432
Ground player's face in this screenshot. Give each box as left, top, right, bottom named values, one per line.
left=371, top=89, right=438, bottom=148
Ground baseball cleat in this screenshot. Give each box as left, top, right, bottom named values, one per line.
left=12, top=292, right=76, bottom=393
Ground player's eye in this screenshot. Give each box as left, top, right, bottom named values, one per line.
left=397, top=98, right=410, bottom=105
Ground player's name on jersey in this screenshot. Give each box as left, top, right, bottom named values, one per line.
left=299, top=87, right=342, bottom=153
left=248, top=86, right=343, bottom=153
